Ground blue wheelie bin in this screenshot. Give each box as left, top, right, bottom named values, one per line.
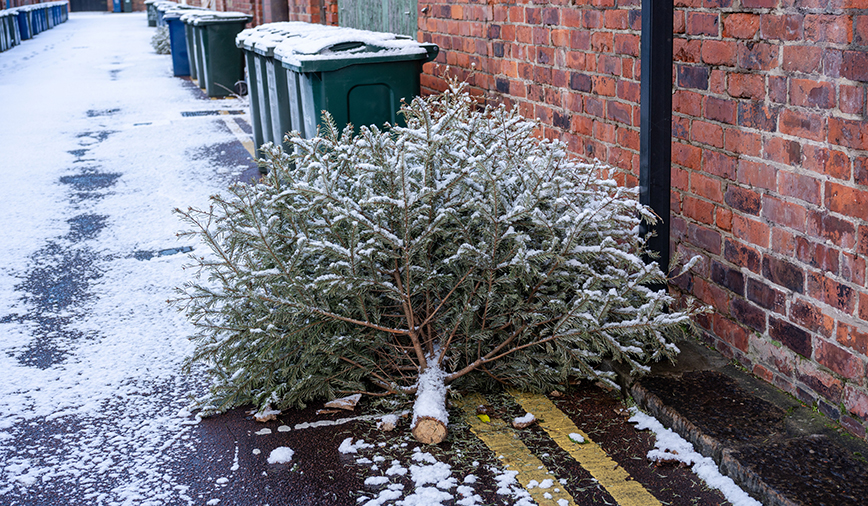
left=164, top=10, right=190, bottom=76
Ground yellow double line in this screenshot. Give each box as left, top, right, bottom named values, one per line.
left=459, top=392, right=661, bottom=506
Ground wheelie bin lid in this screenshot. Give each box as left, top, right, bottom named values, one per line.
left=273, top=24, right=439, bottom=73
left=236, top=22, right=316, bottom=53
left=188, top=11, right=252, bottom=26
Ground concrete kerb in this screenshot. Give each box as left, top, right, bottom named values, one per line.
left=623, top=336, right=868, bottom=506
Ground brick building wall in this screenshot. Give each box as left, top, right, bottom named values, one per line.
left=234, top=0, right=868, bottom=440
left=418, top=0, right=868, bottom=440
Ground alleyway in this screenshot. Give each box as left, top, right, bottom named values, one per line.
left=0, top=12, right=775, bottom=506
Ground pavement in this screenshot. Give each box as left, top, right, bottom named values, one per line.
left=2, top=11, right=867, bottom=506
left=629, top=337, right=868, bottom=506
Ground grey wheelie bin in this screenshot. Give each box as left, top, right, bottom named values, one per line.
left=273, top=24, right=438, bottom=139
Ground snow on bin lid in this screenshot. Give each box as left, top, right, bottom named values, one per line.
left=236, top=22, right=322, bottom=52
left=188, top=11, right=252, bottom=25
left=273, top=24, right=438, bottom=73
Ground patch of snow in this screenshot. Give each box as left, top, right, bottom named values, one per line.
left=568, top=433, right=585, bottom=444
left=629, top=408, right=762, bottom=506
left=266, top=446, right=294, bottom=464
left=513, top=412, right=535, bottom=424
left=255, top=428, right=272, bottom=435
left=277, top=425, right=291, bottom=432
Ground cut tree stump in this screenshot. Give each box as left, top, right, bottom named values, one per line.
left=411, top=416, right=447, bottom=445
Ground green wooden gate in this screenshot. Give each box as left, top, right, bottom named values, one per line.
left=337, top=0, right=418, bottom=37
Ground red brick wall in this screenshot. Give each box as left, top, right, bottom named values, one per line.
left=239, top=0, right=868, bottom=441
left=285, top=0, right=337, bottom=25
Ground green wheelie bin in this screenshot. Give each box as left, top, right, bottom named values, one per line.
left=189, top=12, right=251, bottom=98
left=272, top=23, right=438, bottom=139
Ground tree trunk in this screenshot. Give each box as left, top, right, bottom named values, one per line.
left=410, top=363, right=449, bottom=444
left=411, top=416, right=448, bottom=444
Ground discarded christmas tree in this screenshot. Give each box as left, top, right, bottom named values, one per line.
left=174, top=82, right=704, bottom=444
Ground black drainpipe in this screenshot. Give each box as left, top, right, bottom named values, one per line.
left=639, top=0, right=674, bottom=274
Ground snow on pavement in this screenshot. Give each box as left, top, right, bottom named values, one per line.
left=0, top=12, right=250, bottom=505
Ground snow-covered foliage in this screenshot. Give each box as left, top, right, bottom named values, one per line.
left=151, top=26, right=170, bottom=55
left=175, top=81, right=704, bottom=422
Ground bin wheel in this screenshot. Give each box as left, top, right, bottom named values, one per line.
left=234, top=80, right=249, bottom=97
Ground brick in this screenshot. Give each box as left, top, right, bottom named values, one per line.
left=698, top=151, right=734, bottom=180
left=607, top=100, right=632, bottom=125
left=717, top=207, right=733, bottom=231
left=825, top=48, right=844, bottom=78
left=687, top=12, right=720, bottom=36
left=724, top=129, right=762, bottom=156
left=677, top=65, right=709, bottom=90
left=838, top=323, right=868, bottom=355
left=816, top=274, right=856, bottom=313
left=779, top=109, right=825, bottom=141
left=778, top=171, right=821, bottom=205
left=829, top=117, right=868, bottom=150
left=728, top=73, right=765, bottom=99
left=805, top=14, right=853, bottom=44
left=603, top=9, right=626, bottom=29
left=703, top=97, right=736, bottom=124
left=763, top=195, right=807, bottom=232
left=796, top=360, right=843, bottom=402
left=672, top=142, right=702, bottom=170
left=748, top=277, right=785, bottom=311
left=840, top=415, right=867, bottom=439
left=542, top=7, right=559, bottom=25
left=841, top=253, right=866, bottom=286
left=816, top=340, right=865, bottom=381
left=593, top=75, right=617, bottom=97
left=737, top=159, right=776, bottom=191
left=844, top=386, right=868, bottom=420
left=806, top=211, right=856, bottom=248
left=714, top=313, right=749, bottom=352
left=771, top=228, right=796, bottom=256
left=725, top=239, right=761, bottom=273
left=795, top=237, right=839, bottom=273
left=768, top=76, right=788, bottom=104
left=683, top=195, right=716, bottom=225
left=702, top=40, right=737, bottom=66
left=738, top=102, right=778, bottom=132
left=761, top=13, right=804, bottom=41
left=731, top=298, right=767, bottom=331
left=791, top=298, right=834, bottom=337
left=591, top=31, right=613, bottom=53
left=733, top=214, right=770, bottom=248
left=738, top=41, right=779, bottom=71
left=789, top=79, right=835, bottom=109
left=711, top=260, right=746, bottom=295
left=691, top=121, right=724, bottom=148
left=598, top=54, right=621, bottom=75
left=614, top=33, right=639, bottom=57
left=801, top=145, right=851, bottom=180
left=860, top=226, right=868, bottom=256
left=781, top=45, right=823, bottom=73
left=724, top=185, right=761, bottom=215
left=840, top=85, right=865, bottom=115
left=843, top=51, right=868, bottom=82
left=856, top=14, right=868, bottom=45
left=763, top=137, right=801, bottom=166
left=685, top=224, right=720, bottom=257
left=617, top=80, right=640, bottom=103
left=769, top=317, right=813, bottom=358
left=825, top=182, right=868, bottom=220
left=569, top=72, right=592, bottom=92
left=763, top=256, right=805, bottom=293
left=674, top=90, right=703, bottom=116
left=723, top=13, right=759, bottom=39
left=693, top=276, right=731, bottom=310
